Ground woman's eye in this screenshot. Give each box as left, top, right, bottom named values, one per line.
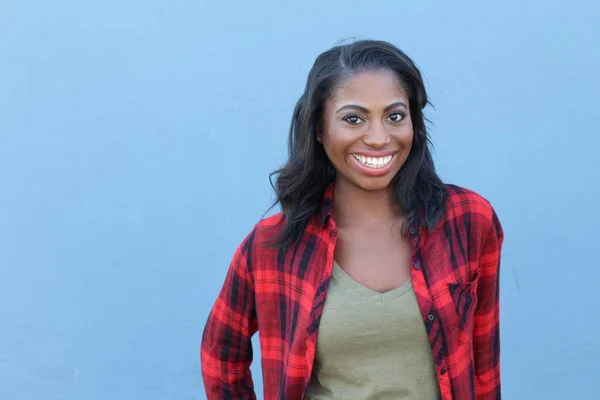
left=388, top=112, right=405, bottom=123
left=343, top=114, right=364, bottom=125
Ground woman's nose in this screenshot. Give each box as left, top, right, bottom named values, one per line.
left=363, top=123, right=391, bottom=148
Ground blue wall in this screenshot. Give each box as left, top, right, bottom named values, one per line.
left=1, top=0, right=599, bottom=398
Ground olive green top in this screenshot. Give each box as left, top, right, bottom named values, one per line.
left=305, top=261, right=441, bottom=400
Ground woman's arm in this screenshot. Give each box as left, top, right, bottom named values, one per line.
left=201, top=233, right=258, bottom=400
left=474, top=208, right=503, bottom=399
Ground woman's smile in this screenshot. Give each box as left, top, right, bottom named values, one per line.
left=348, top=151, right=398, bottom=177
left=350, top=152, right=396, bottom=169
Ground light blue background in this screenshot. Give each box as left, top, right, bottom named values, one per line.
left=1, top=0, right=599, bottom=398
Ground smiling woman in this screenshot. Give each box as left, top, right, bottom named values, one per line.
left=201, top=40, right=503, bottom=400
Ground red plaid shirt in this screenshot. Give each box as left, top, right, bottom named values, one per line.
left=201, top=184, right=503, bottom=399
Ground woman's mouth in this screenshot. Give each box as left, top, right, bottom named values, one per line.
left=351, top=153, right=395, bottom=169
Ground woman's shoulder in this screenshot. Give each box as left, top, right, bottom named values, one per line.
left=236, top=211, right=328, bottom=264
left=439, top=184, right=503, bottom=247
left=233, top=213, right=285, bottom=258
left=252, top=212, right=286, bottom=239
left=443, top=183, right=499, bottom=228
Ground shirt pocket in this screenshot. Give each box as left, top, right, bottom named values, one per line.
left=447, top=279, right=479, bottom=343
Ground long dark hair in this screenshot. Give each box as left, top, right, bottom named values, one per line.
left=269, top=40, right=448, bottom=250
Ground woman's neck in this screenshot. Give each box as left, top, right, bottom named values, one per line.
left=332, top=179, right=402, bottom=228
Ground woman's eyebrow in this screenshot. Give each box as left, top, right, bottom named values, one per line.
left=335, top=101, right=408, bottom=114
left=335, top=104, right=369, bottom=114
left=384, top=101, right=408, bottom=112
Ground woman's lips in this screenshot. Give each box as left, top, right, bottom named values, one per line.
left=349, top=152, right=398, bottom=177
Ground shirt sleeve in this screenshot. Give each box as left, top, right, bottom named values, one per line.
left=474, top=207, right=503, bottom=399
left=201, top=232, right=259, bottom=400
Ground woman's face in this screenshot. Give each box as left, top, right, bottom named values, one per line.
left=321, top=69, right=414, bottom=192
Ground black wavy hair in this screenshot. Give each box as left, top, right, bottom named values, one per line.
left=269, top=40, right=448, bottom=251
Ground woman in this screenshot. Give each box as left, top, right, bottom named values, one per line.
left=201, top=40, right=503, bottom=400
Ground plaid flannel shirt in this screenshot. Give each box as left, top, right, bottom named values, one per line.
left=201, top=184, right=503, bottom=400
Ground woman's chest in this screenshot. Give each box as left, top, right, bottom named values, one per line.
left=254, top=225, right=480, bottom=345
left=333, top=226, right=414, bottom=293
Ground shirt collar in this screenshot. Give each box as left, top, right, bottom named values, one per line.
left=318, top=183, right=335, bottom=227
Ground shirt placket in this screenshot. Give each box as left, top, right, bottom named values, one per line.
left=303, top=219, right=337, bottom=398
left=409, top=226, right=452, bottom=400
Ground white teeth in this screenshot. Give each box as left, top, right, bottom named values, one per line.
left=352, top=154, right=394, bottom=169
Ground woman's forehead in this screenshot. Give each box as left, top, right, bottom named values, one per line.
left=328, top=70, right=409, bottom=109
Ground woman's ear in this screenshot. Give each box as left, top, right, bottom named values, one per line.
left=315, top=130, right=322, bottom=143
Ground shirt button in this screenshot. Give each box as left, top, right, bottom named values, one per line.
left=409, top=227, right=416, bottom=235
left=440, top=368, right=447, bottom=375
left=413, top=262, right=420, bottom=269
left=427, top=313, right=435, bottom=321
